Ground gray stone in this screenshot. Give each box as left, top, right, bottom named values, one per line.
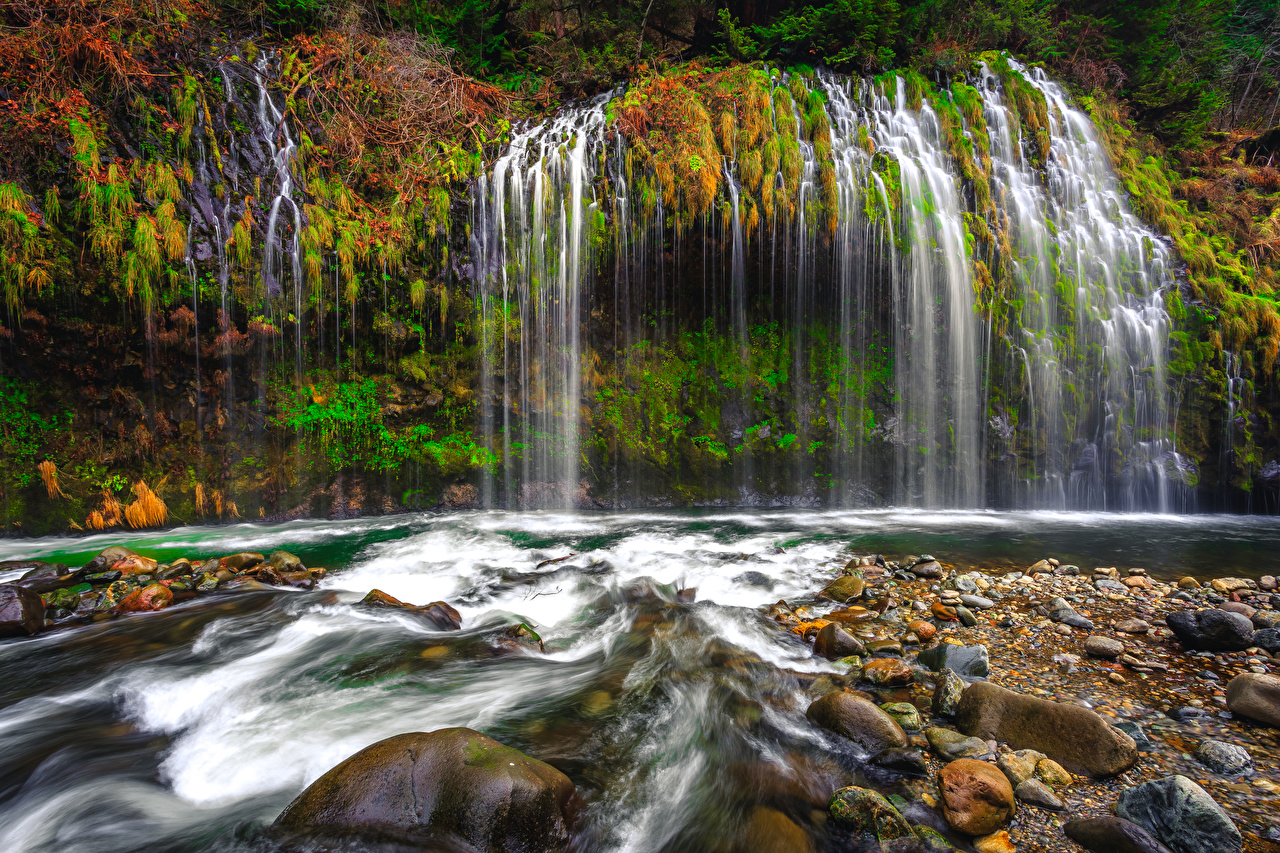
left=1195, top=740, right=1251, bottom=775
left=1083, top=634, right=1124, bottom=658
left=925, top=727, right=992, bottom=761
left=1252, top=610, right=1280, bottom=630
left=869, top=748, right=928, bottom=775
left=1064, top=817, right=1174, bottom=853
left=918, top=643, right=989, bottom=679
left=959, top=594, right=994, bottom=609
left=912, top=560, right=944, bottom=579
left=1224, top=672, right=1280, bottom=727
left=1116, top=775, right=1241, bottom=853
left=932, top=668, right=965, bottom=717
left=948, top=576, right=979, bottom=594
left=1115, top=721, right=1154, bottom=751
left=1014, top=778, right=1065, bottom=810
left=1166, top=609, right=1255, bottom=651
left=1115, top=618, right=1151, bottom=634
left=1251, top=627, right=1280, bottom=654
left=955, top=606, right=978, bottom=627
left=1096, top=578, right=1128, bottom=592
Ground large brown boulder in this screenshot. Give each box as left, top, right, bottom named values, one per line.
left=939, top=758, right=1015, bottom=836
left=806, top=692, right=907, bottom=754
left=0, top=584, right=44, bottom=637
left=955, top=682, right=1136, bottom=777
left=275, top=728, right=577, bottom=852
left=1224, top=673, right=1280, bottom=728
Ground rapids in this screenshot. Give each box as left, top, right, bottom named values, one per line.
left=0, top=510, right=1277, bottom=852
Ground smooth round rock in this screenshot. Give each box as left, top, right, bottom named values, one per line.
left=806, top=692, right=908, bottom=753
left=939, top=758, right=1015, bottom=836
left=1195, top=740, right=1251, bottom=775
left=918, top=643, right=989, bottom=679
left=880, top=702, right=922, bottom=731
left=1225, top=672, right=1280, bottom=728
left=274, top=728, right=577, bottom=852
left=908, top=619, right=937, bottom=641
left=1083, top=635, right=1124, bottom=658
left=814, top=622, right=866, bottom=660
left=821, top=576, right=866, bottom=603
left=1166, top=609, right=1255, bottom=651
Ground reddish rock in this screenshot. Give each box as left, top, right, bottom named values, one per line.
left=111, top=554, right=159, bottom=575
left=932, top=602, right=959, bottom=621
left=939, top=758, right=1016, bottom=835
left=908, top=620, right=937, bottom=641
left=115, top=583, right=175, bottom=613
left=0, top=584, right=45, bottom=637
left=862, top=658, right=914, bottom=687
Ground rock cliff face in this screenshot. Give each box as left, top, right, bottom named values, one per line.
left=2, top=6, right=1278, bottom=532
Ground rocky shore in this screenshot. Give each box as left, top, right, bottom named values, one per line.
left=2, top=544, right=1278, bottom=852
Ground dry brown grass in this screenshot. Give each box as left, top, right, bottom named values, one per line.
left=123, top=480, right=167, bottom=528
left=37, top=460, right=67, bottom=499
left=85, top=488, right=123, bottom=530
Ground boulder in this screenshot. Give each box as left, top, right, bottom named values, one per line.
left=1166, top=610, right=1255, bottom=651
left=813, top=622, right=866, bottom=660
left=828, top=786, right=914, bottom=842
left=361, top=589, right=463, bottom=630
left=932, top=668, right=965, bottom=717
left=955, top=682, right=1137, bottom=777
left=0, top=584, right=45, bottom=637
left=1224, top=672, right=1280, bottom=727
left=806, top=692, right=908, bottom=753
left=221, top=552, right=265, bottom=571
left=918, top=643, right=989, bottom=679
left=275, top=728, right=577, bottom=852
left=938, top=758, right=1015, bottom=836
left=268, top=550, right=305, bottom=573
left=820, top=576, right=865, bottom=603
left=11, top=561, right=79, bottom=593
left=110, top=553, right=159, bottom=576
left=1116, top=775, right=1242, bottom=853
left=1063, top=817, right=1174, bottom=853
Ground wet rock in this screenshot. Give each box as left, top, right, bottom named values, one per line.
left=821, top=576, right=866, bottom=603
left=1251, top=627, right=1280, bottom=654
left=733, top=571, right=774, bottom=590
left=939, top=758, right=1015, bottom=836
left=275, top=728, right=577, bottom=852
left=196, top=572, right=220, bottom=592
left=110, top=553, right=159, bottom=576
left=157, top=560, right=193, bottom=581
left=932, top=668, right=965, bottom=717
left=1014, top=778, right=1064, bottom=810
left=913, top=825, right=957, bottom=852
left=360, top=589, right=463, bottom=630
left=1114, top=721, right=1153, bottom=751
left=955, top=681, right=1137, bottom=777
left=115, top=583, right=174, bottom=613
left=931, top=602, right=959, bottom=621
left=1209, top=577, right=1250, bottom=594
left=11, top=561, right=81, bottom=593
left=955, top=606, right=978, bottom=627
left=870, top=748, right=928, bottom=775
left=926, top=727, right=991, bottom=761
left=918, top=643, right=989, bottom=679
left=1194, top=740, right=1251, bottom=775
left=908, top=619, right=937, bottom=642
left=1115, top=618, right=1151, bottom=634
left=737, top=806, right=814, bottom=853
left=257, top=565, right=285, bottom=585
left=280, top=571, right=316, bottom=589
left=960, top=595, right=994, bottom=609
left=1167, top=609, right=1255, bottom=651
left=1224, top=672, right=1280, bottom=727
left=880, top=702, right=922, bottom=731
left=1064, top=817, right=1174, bottom=853
left=995, top=751, right=1035, bottom=786
left=267, top=551, right=305, bottom=573
left=83, top=546, right=138, bottom=574
left=1253, top=611, right=1280, bottom=630
left=1178, top=577, right=1201, bottom=589
left=0, top=584, right=45, bottom=637
left=863, top=658, right=914, bottom=687
left=912, top=560, right=944, bottom=579
left=1083, top=635, right=1124, bottom=658
left=1048, top=599, right=1093, bottom=630
left=806, top=692, right=908, bottom=753
left=813, top=622, right=866, bottom=660
left=221, top=552, right=265, bottom=571
left=1116, top=775, right=1242, bottom=853
left=828, top=786, right=914, bottom=841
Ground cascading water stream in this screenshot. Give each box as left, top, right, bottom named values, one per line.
left=471, top=60, right=1189, bottom=511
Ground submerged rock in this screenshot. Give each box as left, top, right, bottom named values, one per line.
left=939, top=758, right=1015, bottom=836
left=820, top=576, right=865, bottom=603
left=1063, top=817, right=1173, bottom=853
left=806, top=692, right=908, bottom=753
left=955, top=681, right=1137, bottom=776
left=115, top=583, right=174, bottom=613
left=0, top=584, right=45, bottom=637
left=275, top=728, right=577, bottom=852
left=1166, top=609, right=1255, bottom=651
left=1116, top=775, right=1242, bottom=853
left=737, top=806, right=814, bottom=853
left=220, top=552, right=265, bottom=571
left=1195, top=740, right=1251, bottom=775
left=1224, top=672, right=1280, bottom=727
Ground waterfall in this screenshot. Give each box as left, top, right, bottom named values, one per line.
left=473, top=95, right=609, bottom=508
left=472, top=61, right=1191, bottom=511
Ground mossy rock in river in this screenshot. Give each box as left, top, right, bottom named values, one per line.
left=274, top=728, right=578, bottom=852
left=828, top=786, right=914, bottom=842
